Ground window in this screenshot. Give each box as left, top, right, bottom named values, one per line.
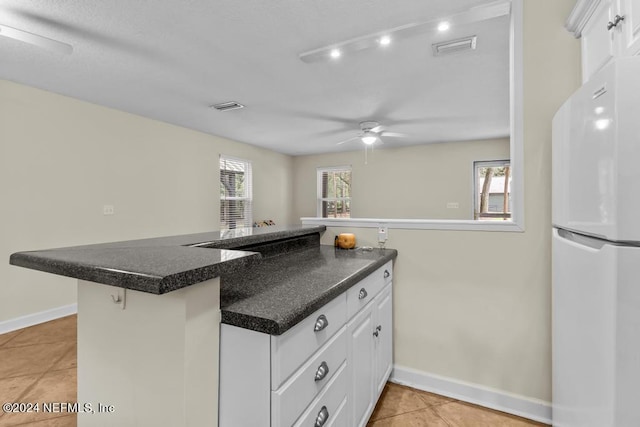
left=474, top=160, right=511, bottom=220
left=220, top=156, right=252, bottom=229
left=317, top=166, right=351, bottom=218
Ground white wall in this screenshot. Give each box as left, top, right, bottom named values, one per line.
left=292, top=0, right=581, bottom=403
left=294, top=138, right=509, bottom=220
left=0, top=80, right=294, bottom=324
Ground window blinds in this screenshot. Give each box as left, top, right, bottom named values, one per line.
left=220, top=156, right=253, bottom=229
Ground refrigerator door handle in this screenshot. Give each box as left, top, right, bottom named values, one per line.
left=554, top=228, right=607, bottom=250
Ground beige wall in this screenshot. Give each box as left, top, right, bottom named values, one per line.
left=292, top=0, right=581, bottom=402
left=293, top=138, right=509, bottom=220
left=0, top=80, right=294, bottom=323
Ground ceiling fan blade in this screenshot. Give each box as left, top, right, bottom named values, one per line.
left=336, top=136, right=360, bottom=145
left=380, top=132, right=408, bottom=138
left=369, top=125, right=384, bottom=133
left=0, top=24, right=73, bottom=55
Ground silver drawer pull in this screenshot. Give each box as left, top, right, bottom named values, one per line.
left=314, top=361, right=329, bottom=382
left=314, top=314, right=329, bottom=332
left=315, top=406, right=329, bottom=427
left=384, top=269, right=390, bottom=278
left=358, top=288, right=368, bottom=299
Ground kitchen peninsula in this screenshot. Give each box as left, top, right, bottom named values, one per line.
left=9, top=225, right=397, bottom=427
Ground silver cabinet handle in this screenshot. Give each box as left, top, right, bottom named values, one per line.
left=314, top=361, right=329, bottom=382
left=315, top=406, right=329, bottom=427
left=314, top=314, right=329, bottom=332
left=384, top=269, right=390, bottom=278
left=376, top=325, right=382, bottom=332
left=607, top=14, right=625, bottom=30
left=373, top=330, right=379, bottom=337
left=358, top=288, right=368, bottom=299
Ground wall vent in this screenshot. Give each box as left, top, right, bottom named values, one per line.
left=211, top=101, right=245, bottom=111
left=432, top=36, right=477, bottom=56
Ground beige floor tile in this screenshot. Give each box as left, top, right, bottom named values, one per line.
left=12, top=414, right=77, bottom=426
left=0, top=343, right=71, bottom=380
left=51, top=344, right=76, bottom=372
left=0, top=368, right=77, bottom=426
left=368, top=407, right=450, bottom=426
left=0, top=375, right=40, bottom=404
left=433, top=401, right=548, bottom=427
left=415, top=389, right=456, bottom=407
left=0, top=331, right=23, bottom=348
left=5, top=317, right=76, bottom=348
left=369, top=383, right=430, bottom=422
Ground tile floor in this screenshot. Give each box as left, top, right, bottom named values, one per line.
left=0, top=315, right=548, bottom=427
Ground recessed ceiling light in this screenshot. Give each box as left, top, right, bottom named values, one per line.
left=437, top=21, right=450, bottom=32
left=594, top=106, right=604, bottom=114
left=379, top=35, right=392, bottom=46
left=330, top=48, right=341, bottom=59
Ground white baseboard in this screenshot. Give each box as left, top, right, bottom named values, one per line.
left=390, top=364, right=552, bottom=425
left=0, top=304, right=78, bottom=334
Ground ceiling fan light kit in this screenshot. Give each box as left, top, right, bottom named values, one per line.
left=336, top=121, right=408, bottom=149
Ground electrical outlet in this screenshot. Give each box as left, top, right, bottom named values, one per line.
left=378, top=226, right=387, bottom=243
left=103, top=205, right=115, bottom=215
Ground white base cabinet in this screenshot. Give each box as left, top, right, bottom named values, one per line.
left=348, top=284, right=393, bottom=427
left=219, top=261, right=393, bottom=427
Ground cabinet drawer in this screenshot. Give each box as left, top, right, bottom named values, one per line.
left=347, top=261, right=392, bottom=319
left=271, top=294, right=347, bottom=388
left=292, top=361, right=348, bottom=427
left=272, top=326, right=347, bottom=427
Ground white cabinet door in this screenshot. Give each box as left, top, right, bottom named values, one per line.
left=348, top=303, right=375, bottom=427
left=619, top=0, right=640, bottom=55
left=582, top=0, right=616, bottom=81
left=374, top=285, right=393, bottom=397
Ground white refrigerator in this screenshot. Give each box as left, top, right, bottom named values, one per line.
left=552, top=56, right=640, bottom=427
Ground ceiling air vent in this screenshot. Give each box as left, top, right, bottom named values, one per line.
left=432, top=35, right=477, bottom=56
left=210, top=101, right=244, bottom=112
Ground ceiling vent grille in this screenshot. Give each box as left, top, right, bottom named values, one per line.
left=432, top=36, right=477, bottom=56
left=211, top=101, right=245, bottom=111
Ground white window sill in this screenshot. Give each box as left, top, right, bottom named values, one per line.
left=300, top=217, right=524, bottom=232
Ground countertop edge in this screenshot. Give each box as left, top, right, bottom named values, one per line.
left=10, top=250, right=263, bottom=294
left=220, top=249, right=398, bottom=335
left=8, top=225, right=323, bottom=294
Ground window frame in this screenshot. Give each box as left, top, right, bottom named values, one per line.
left=473, top=159, right=512, bottom=221
left=220, top=155, right=253, bottom=230
left=317, top=166, right=352, bottom=218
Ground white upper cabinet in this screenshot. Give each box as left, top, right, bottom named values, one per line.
left=618, top=0, right=640, bottom=55
left=581, top=0, right=616, bottom=80
left=568, top=0, right=640, bottom=82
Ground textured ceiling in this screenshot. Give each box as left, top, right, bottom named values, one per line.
left=0, top=0, right=510, bottom=155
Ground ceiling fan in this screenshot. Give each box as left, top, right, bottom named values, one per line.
left=337, top=121, right=407, bottom=146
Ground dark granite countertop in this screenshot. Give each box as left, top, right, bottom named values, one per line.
left=9, top=225, right=325, bottom=294
left=9, top=224, right=398, bottom=335
left=221, top=245, right=397, bottom=335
